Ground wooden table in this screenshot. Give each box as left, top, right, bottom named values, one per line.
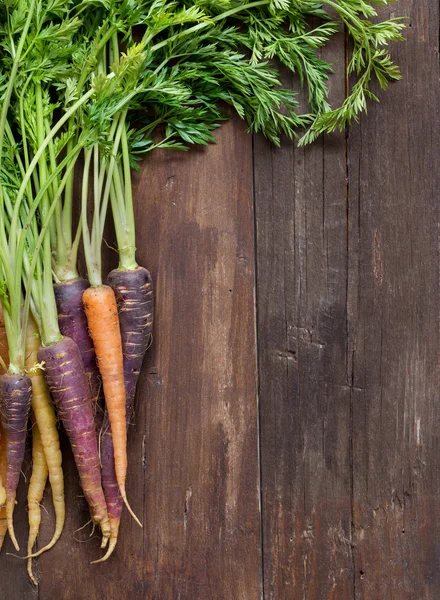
left=2, top=1, right=439, bottom=597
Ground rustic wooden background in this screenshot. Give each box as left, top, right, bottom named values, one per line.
left=2, top=0, right=439, bottom=598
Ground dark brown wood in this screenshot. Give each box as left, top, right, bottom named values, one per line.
left=255, top=1, right=440, bottom=599
left=347, top=2, right=440, bottom=598
left=254, top=29, right=353, bottom=599
left=135, top=119, right=261, bottom=599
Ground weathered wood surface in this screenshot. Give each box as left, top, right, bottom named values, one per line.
left=348, top=2, right=440, bottom=598
left=255, top=0, right=440, bottom=598
left=254, top=23, right=352, bottom=599
left=1, top=1, right=438, bottom=598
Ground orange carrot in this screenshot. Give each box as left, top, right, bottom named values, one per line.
left=82, top=285, right=140, bottom=525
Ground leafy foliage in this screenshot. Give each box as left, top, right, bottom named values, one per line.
left=0, top=0, right=405, bottom=165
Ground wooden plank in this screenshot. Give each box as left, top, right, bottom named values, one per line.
left=254, top=31, right=353, bottom=599
left=347, top=1, right=440, bottom=598
left=134, top=118, right=261, bottom=599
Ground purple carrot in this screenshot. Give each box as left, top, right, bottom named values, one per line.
left=0, top=373, right=32, bottom=551
left=96, top=412, right=121, bottom=561
left=95, top=266, right=153, bottom=561
left=54, top=278, right=102, bottom=410
left=38, top=337, right=109, bottom=540
left=107, top=266, right=154, bottom=406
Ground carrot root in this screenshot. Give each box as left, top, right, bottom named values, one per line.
left=0, top=373, right=32, bottom=552
left=107, top=266, right=154, bottom=409
left=54, top=278, right=103, bottom=423
left=27, top=419, right=48, bottom=585
left=97, top=267, right=153, bottom=552
left=83, top=285, right=138, bottom=522
left=38, top=337, right=110, bottom=539
left=25, top=316, right=65, bottom=557
left=91, top=517, right=120, bottom=563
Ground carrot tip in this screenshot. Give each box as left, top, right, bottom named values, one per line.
left=101, top=535, right=109, bottom=549
left=9, top=531, right=20, bottom=552
left=25, top=521, right=65, bottom=559
left=7, top=498, right=20, bottom=551
left=121, top=492, right=142, bottom=528
left=91, top=537, right=118, bottom=564
left=27, top=558, right=38, bottom=586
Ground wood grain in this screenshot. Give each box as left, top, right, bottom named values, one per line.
left=254, top=30, right=353, bottom=600
left=136, top=118, right=261, bottom=599
left=255, top=1, right=440, bottom=599
left=348, top=1, right=440, bottom=598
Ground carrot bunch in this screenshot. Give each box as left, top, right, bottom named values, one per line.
left=0, top=0, right=403, bottom=583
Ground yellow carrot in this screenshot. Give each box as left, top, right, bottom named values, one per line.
left=25, top=316, right=65, bottom=556
left=27, top=419, right=48, bottom=584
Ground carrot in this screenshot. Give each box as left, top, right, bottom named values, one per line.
left=0, top=373, right=32, bottom=551
left=96, top=266, right=154, bottom=560
left=0, top=425, right=5, bottom=506
left=0, top=308, right=8, bottom=551
left=83, top=285, right=140, bottom=526
left=25, top=316, right=65, bottom=556
left=54, top=278, right=102, bottom=415
left=0, top=421, right=7, bottom=551
left=107, top=266, right=154, bottom=407
left=37, top=337, right=110, bottom=539
left=27, top=418, right=48, bottom=584
left=94, top=414, right=120, bottom=562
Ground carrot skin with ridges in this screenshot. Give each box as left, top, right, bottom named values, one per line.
left=0, top=373, right=32, bottom=551
left=82, top=285, right=137, bottom=523
left=100, top=413, right=121, bottom=521
left=38, top=337, right=109, bottom=537
left=54, top=278, right=102, bottom=413
left=107, top=266, right=154, bottom=408
left=25, top=317, right=65, bottom=556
